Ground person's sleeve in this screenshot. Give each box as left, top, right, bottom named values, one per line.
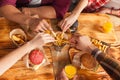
left=0, top=0, right=16, bottom=7
left=52, top=0, right=71, bottom=19
left=85, top=0, right=110, bottom=12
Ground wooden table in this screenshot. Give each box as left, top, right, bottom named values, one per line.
left=0, top=18, right=54, bottom=80
left=0, top=13, right=120, bottom=80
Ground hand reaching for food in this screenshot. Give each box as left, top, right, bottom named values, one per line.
left=58, top=13, right=78, bottom=32
left=29, top=33, right=55, bottom=48
left=27, top=18, right=53, bottom=37
left=70, top=34, right=94, bottom=53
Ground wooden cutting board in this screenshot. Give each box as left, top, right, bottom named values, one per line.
left=77, top=13, right=117, bottom=43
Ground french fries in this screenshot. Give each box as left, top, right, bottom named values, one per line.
left=54, top=32, right=68, bottom=46
left=91, top=38, right=109, bottom=52
left=45, top=30, right=68, bottom=46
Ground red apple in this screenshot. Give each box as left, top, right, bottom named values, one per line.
left=29, top=49, right=44, bottom=65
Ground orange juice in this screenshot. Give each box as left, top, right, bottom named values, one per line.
left=102, top=21, right=113, bottom=33
left=64, top=64, right=77, bottom=79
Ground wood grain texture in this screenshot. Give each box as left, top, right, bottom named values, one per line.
left=77, top=13, right=117, bottom=43
left=0, top=18, right=54, bottom=80
left=0, top=13, right=120, bottom=80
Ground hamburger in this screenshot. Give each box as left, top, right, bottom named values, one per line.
left=25, top=49, right=45, bottom=70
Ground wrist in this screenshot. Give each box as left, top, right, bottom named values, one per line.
left=28, top=39, right=43, bottom=49
left=26, top=42, right=36, bottom=50
left=110, top=9, right=117, bottom=15
left=91, top=48, right=101, bottom=59
left=21, top=17, right=31, bottom=32
left=71, top=12, right=79, bottom=18
left=116, top=10, right=120, bottom=16
left=20, top=42, right=35, bottom=54
left=26, top=42, right=33, bottom=49
left=88, top=44, right=97, bottom=53
left=110, top=8, right=113, bottom=14
left=24, top=17, right=38, bottom=31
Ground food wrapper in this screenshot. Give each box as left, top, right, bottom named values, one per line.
left=24, top=47, right=50, bottom=70
left=68, top=48, right=111, bottom=80
left=69, top=48, right=100, bottom=71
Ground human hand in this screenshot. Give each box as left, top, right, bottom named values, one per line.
left=58, top=14, right=78, bottom=32
left=98, top=7, right=111, bottom=14
left=27, top=18, right=53, bottom=37
left=28, top=18, right=52, bottom=32
left=98, top=7, right=120, bottom=17
left=22, top=8, right=53, bottom=35
left=70, top=34, right=95, bottom=52
left=29, top=33, right=55, bottom=48
left=22, top=8, right=31, bottom=16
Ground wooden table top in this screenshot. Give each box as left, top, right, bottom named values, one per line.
left=0, top=17, right=54, bottom=80
left=0, top=13, right=120, bottom=80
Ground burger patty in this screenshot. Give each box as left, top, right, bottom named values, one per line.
left=29, top=49, right=44, bottom=65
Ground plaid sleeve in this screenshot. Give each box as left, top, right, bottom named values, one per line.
left=0, top=0, right=16, bottom=7
left=85, top=0, right=110, bottom=12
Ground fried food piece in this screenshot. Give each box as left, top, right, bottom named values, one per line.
left=12, top=34, right=25, bottom=45
left=54, top=32, right=68, bottom=46
left=45, top=30, right=51, bottom=34
left=91, top=38, right=109, bottom=52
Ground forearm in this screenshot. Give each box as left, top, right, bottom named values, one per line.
left=72, top=0, right=88, bottom=17
left=101, top=7, right=120, bottom=17
left=24, top=6, right=56, bottom=19
left=91, top=48, right=120, bottom=79
left=111, top=9, right=120, bottom=17
left=0, top=42, right=33, bottom=75
left=0, top=5, right=31, bottom=26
